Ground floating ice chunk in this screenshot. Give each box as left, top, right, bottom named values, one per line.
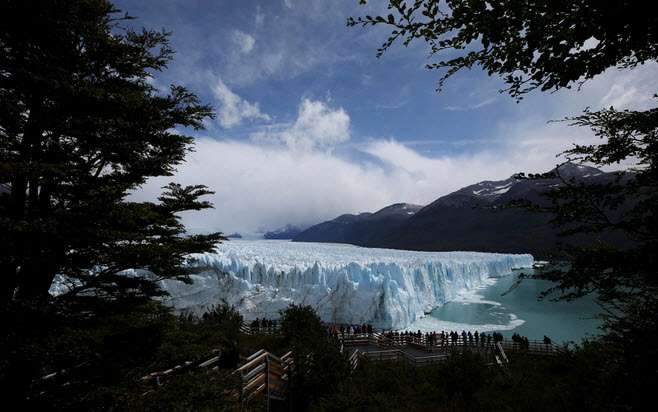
left=405, top=312, right=525, bottom=333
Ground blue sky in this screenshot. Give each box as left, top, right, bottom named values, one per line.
left=118, top=0, right=658, bottom=236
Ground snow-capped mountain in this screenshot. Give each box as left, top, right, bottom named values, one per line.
left=426, top=162, right=606, bottom=209
left=376, top=163, right=624, bottom=255
left=291, top=163, right=626, bottom=256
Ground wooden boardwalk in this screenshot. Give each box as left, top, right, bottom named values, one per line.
left=138, top=322, right=563, bottom=408
left=341, top=334, right=450, bottom=366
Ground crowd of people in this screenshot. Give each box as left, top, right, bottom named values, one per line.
left=249, top=317, right=278, bottom=331
left=328, top=324, right=375, bottom=336
left=382, top=330, right=502, bottom=347
left=250, top=317, right=554, bottom=351
left=511, top=332, right=529, bottom=349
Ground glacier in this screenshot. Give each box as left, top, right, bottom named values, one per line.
left=160, top=240, right=533, bottom=330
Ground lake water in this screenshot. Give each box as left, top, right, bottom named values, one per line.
left=404, top=267, right=603, bottom=344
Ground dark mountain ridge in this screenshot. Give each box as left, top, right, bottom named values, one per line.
left=293, top=203, right=422, bottom=245
left=293, top=164, right=628, bottom=256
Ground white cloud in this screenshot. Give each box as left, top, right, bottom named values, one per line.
left=132, top=117, right=597, bottom=237
left=212, top=75, right=270, bottom=128
left=131, top=63, right=658, bottom=237
left=598, top=64, right=658, bottom=110
left=282, top=99, right=350, bottom=150
left=232, top=30, right=255, bottom=53
left=133, top=139, right=393, bottom=236
left=251, top=99, right=351, bottom=150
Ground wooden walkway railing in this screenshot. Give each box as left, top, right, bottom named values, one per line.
left=341, top=333, right=448, bottom=367
left=498, top=338, right=564, bottom=355
left=341, top=332, right=563, bottom=368
left=244, top=319, right=564, bottom=356
left=241, top=321, right=284, bottom=336
left=140, top=349, right=223, bottom=391
left=355, top=333, right=563, bottom=356
left=235, top=349, right=293, bottom=406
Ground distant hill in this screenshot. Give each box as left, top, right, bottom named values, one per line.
left=263, top=224, right=309, bottom=239
left=226, top=233, right=243, bottom=239
left=293, top=164, right=630, bottom=257
left=293, top=203, right=423, bottom=244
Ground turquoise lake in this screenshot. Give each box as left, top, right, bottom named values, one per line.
left=405, top=267, right=603, bottom=344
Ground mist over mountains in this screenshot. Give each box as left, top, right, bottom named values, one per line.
left=263, top=224, right=309, bottom=239
left=293, top=203, right=423, bottom=245
left=290, top=163, right=627, bottom=257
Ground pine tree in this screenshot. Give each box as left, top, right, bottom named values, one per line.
left=0, top=0, right=225, bottom=307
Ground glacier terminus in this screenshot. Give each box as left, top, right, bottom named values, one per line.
left=160, top=240, right=533, bottom=330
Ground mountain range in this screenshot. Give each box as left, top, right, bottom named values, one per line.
left=291, top=163, right=628, bottom=257
left=263, top=224, right=309, bottom=239
left=293, top=203, right=423, bottom=245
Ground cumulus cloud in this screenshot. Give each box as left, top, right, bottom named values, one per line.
left=213, top=75, right=271, bottom=128
left=232, top=30, right=255, bottom=53
left=251, top=99, right=351, bottom=150
left=282, top=99, right=350, bottom=150
left=131, top=64, right=657, bottom=237
left=132, top=118, right=590, bottom=237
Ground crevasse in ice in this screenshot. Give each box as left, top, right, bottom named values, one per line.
left=160, top=240, right=533, bottom=330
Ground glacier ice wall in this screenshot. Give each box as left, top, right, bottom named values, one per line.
left=160, top=240, right=533, bottom=330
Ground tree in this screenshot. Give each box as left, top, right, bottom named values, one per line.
left=280, top=304, right=350, bottom=408
left=0, top=0, right=225, bottom=307
left=348, top=0, right=657, bottom=99
left=350, top=1, right=657, bottom=407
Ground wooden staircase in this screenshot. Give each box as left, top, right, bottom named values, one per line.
left=235, top=349, right=293, bottom=404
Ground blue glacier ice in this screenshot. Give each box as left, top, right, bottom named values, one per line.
left=160, top=240, right=533, bottom=330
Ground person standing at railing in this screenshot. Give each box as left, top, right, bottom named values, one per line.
left=543, top=335, right=552, bottom=345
